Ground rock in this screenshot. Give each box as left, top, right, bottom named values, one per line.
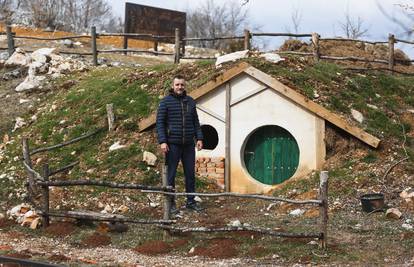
left=402, top=223, right=413, bottom=230
left=215, top=50, right=249, bottom=67
left=2, top=69, right=22, bottom=80
left=61, top=39, right=74, bottom=48
left=367, top=104, right=379, bottom=110
left=109, top=141, right=127, bottom=152
left=313, top=90, right=320, bottom=99
left=5, top=48, right=31, bottom=67
left=142, top=151, right=157, bottom=166
left=386, top=208, right=402, bottom=219
left=189, top=247, right=195, bottom=253
left=351, top=109, right=364, bottom=123
left=194, top=196, right=203, bottom=203
left=408, top=109, right=414, bottom=114
left=12, top=117, right=26, bottom=132
left=289, top=209, right=305, bottom=216
left=57, top=62, right=72, bottom=74
left=32, top=48, right=55, bottom=60
left=0, top=213, right=4, bottom=219
left=229, top=220, right=242, bottom=227
left=19, top=99, right=30, bottom=104
left=259, top=53, right=285, bottom=63
left=15, top=75, right=46, bottom=92
left=101, top=204, right=112, bottom=214
left=400, top=188, right=414, bottom=202
left=0, top=51, right=8, bottom=60
left=117, top=205, right=129, bottom=213
left=28, top=61, right=49, bottom=75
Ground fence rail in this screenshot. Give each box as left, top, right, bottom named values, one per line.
left=1, top=25, right=413, bottom=72
left=19, top=105, right=329, bottom=248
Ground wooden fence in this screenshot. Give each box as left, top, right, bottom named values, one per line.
left=19, top=107, right=329, bottom=248
left=1, top=25, right=413, bottom=72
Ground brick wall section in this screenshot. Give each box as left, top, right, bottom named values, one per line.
left=195, top=157, right=225, bottom=189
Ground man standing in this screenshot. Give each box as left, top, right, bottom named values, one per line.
left=156, top=75, right=204, bottom=213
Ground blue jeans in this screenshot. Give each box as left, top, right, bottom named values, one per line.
left=166, top=143, right=196, bottom=204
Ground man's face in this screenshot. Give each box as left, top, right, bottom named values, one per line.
left=173, top=78, right=185, bottom=95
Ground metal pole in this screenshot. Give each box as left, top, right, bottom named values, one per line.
left=6, top=25, right=15, bottom=56
left=174, top=28, right=180, bottom=64
left=91, top=26, right=98, bottom=66
left=41, top=164, right=50, bottom=228
left=319, top=171, right=328, bottom=249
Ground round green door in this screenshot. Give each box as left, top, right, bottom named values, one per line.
left=244, top=125, right=300, bottom=185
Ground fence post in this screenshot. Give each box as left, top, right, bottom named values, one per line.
left=91, top=26, right=98, bottom=66
left=244, top=29, right=251, bottom=50
left=174, top=28, right=181, bottom=64
left=123, top=36, right=128, bottom=55
left=153, top=40, right=158, bottom=52
left=22, top=138, right=36, bottom=202
left=312, top=32, right=320, bottom=62
left=6, top=25, right=15, bottom=56
left=388, top=34, right=395, bottom=71
left=319, top=171, right=328, bottom=249
left=41, top=164, right=50, bottom=228
left=106, top=103, right=115, bottom=131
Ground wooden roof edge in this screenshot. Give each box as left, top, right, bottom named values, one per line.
left=243, top=66, right=381, bottom=148
left=138, top=61, right=250, bottom=132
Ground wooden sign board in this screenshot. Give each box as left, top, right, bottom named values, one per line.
left=124, top=2, right=186, bottom=43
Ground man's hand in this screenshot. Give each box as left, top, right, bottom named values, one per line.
left=196, top=140, right=203, bottom=151
left=160, top=143, right=169, bottom=154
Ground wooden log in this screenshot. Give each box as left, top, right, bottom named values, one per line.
left=343, top=67, right=414, bottom=76
left=106, top=104, right=115, bottom=131
left=320, top=55, right=388, bottom=64
left=183, top=36, right=244, bottom=41
left=22, top=138, right=37, bottom=200
left=159, top=225, right=322, bottom=238
left=91, top=26, right=98, bottom=66
left=174, top=28, right=180, bottom=64
left=277, top=51, right=314, bottom=56
left=225, top=83, right=231, bottom=192
left=97, top=49, right=174, bottom=55
left=141, top=190, right=322, bottom=205
left=13, top=35, right=91, bottom=40
left=180, top=56, right=216, bottom=60
left=395, top=38, right=414, bottom=45
left=6, top=25, right=15, bottom=56
left=388, top=34, right=395, bottom=71
left=49, top=161, right=79, bottom=176
left=98, top=32, right=174, bottom=39
left=41, top=164, right=50, bottom=228
left=36, top=179, right=173, bottom=192
left=162, top=158, right=172, bottom=220
left=319, top=171, right=328, bottom=249
left=43, top=210, right=175, bottom=225
left=22, top=161, right=43, bottom=181
left=312, top=32, right=320, bottom=62
left=30, top=128, right=103, bottom=155
left=251, top=32, right=312, bottom=38
left=320, top=37, right=388, bottom=45
left=244, top=29, right=251, bottom=50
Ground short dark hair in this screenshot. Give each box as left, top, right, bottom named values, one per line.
left=173, top=74, right=185, bottom=80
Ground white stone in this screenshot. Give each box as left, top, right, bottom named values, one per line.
left=19, top=99, right=30, bottom=104
left=189, top=247, right=195, bottom=253
left=402, top=223, right=413, bottom=230
left=57, top=62, right=72, bottom=74
left=386, top=208, right=402, bottom=219
left=28, top=61, right=49, bottom=75
left=0, top=174, right=7, bottom=179
left=367, top=104, right=379, bottom=110
left=101, top=204, right=112, bottom=214
left=15, top=75, right=46, bottom=92
left=400, top=188, right=414, bottom=202
left=215, top=50, right=249, bottom=67
left=229, top=220, right=242, bottom=227
left=12, top=117, right=26, bottom=132
left=259, top=53, right=285, bottom=63
left=194, top=196, right=203, bottom=203
left=109, top=141, right=127, bottom=152
left=289, top=208, right=305, bottom=216
left=142, top=151, right=157, bottom=166
left=149, top=202, right=159, bottom=208
left=31, top=48, right=55, bottom=59
left=408, top=109, right=414, bottom=114
left=351, top=109, right=364, bottom=123
left=5, top=49, right=31, bottom=67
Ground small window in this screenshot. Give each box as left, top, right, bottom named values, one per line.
left=201, top=124, right=219, bottom=150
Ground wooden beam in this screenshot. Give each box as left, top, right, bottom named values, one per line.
left=225, top=82, right=231, bottom=192
left=230, top=86, right=267, bottom=107
left=243, top=67, right=381, bottom=148
left=197, top=105, right=225, bottom=123
left=139, top=62, right=250, bottom=132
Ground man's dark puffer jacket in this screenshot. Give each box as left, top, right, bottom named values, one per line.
left=156, top=90, right=203, bottom=145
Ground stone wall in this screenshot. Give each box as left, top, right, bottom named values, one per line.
left=195, top=157, right=225, bottom=189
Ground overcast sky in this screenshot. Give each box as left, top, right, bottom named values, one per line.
left=108, top=0, right=414, bottom=56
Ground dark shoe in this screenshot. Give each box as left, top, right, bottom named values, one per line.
left=186, top=202, right=204, bottom=212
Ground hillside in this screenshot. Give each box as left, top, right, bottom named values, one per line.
left=0, top=52, right=413, bottom=265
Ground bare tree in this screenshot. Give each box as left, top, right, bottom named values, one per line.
left=284, top=6, right=303, bottom=36
left=0, top=0, right=22, bottom=24
left=339, top=11, right=369, bottom=39
left=21, top=0, right=65, bottom=28
left=376, top=0, right=414, bottom=37
left=187, top=0, right=250, bottom=49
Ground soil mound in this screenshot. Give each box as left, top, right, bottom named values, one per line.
left=134, top=240, right=172, bottom=255
left=191, top=238, right=240, bottom=258
left=81, top=232, right=111, bottom=247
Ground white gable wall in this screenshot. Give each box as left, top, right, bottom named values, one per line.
left=195, top=73, right=325, bottom=193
